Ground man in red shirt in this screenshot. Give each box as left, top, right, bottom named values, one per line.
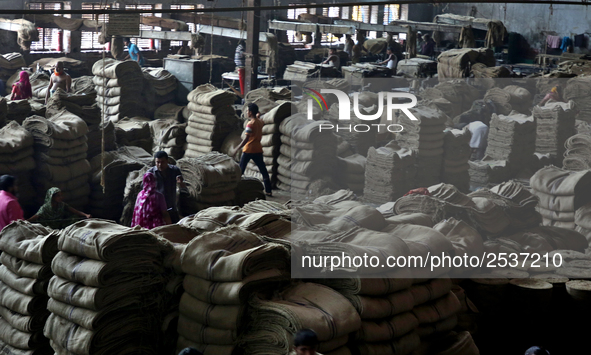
left=0, top=175, right=23, bottom=230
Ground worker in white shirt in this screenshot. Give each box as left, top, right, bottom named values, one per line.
left=378, top=47, right=398, bottom=74
left=465, top=121, right=489, bottom=161
left=322, top=48, right=341, bottom=70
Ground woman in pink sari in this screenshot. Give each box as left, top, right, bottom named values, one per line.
left=132, top=172, right=171, bottom=229
left=10, top=71, right=32, bottom=100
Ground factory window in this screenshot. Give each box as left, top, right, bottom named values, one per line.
left=81, top=3, right=109, bottom=50
left=341, top=6, right=350, bottom=20
left=351, top=5, right=370, bottom=23
left=368, top=6, right=379, bottom=39
left=125, top=4, right=163, bottom=50
left=321, top=7, right=340, bottom=43
left=287, top=4, right=308, bottom=43
left=28, top=2, right=71, bottom=52
left=384, top=4, right=400, bottom=24
left=169, top=4, right=199, bottom=47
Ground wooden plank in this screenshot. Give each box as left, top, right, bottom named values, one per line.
left=269, top=20, right=355, bottom=34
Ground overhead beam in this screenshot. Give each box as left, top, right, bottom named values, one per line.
left=269, top=20, right=355, bottom=35
left=173, top=13, right=244, bottom=30
left=135, top=28, right=270, bottom=42
left=0, top=21, right=22, bottom=32
left=245, top=0, right=261, bottom=94
left=334, top=19, right=464, bottom=33
left=434, top=17, right=489, bottom=31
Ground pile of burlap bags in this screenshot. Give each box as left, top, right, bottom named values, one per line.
left=243, top=100, right=293, bottom=186
left=468, top=157, right=512, bottom=188
left=185, top=84, right=239, bottom=157
left=530, top=165, right=591, bottom=230
left=563, top=134, right=591, bottom=171
left=46, top=88, right=100, bottom=127
left=335, top=154, right=366, bottom=194
left=87, top=120, right=117, bottom=160
left=44, top=219, right=170, bottom=355
left=0, top=121, right=36, bottom=215
left=436, top=48, right=495, bottom=79
left=532, top=101, right=576, bottom=164
left=564, top=76, right=591, bottom=123
left=115, top=117, right=153, bottom=153
left=483, top=86, right=532, bottom=115
left=442, top=128, right=472, bottom=193
left=88, top=146, right=152, bottom=221
left=149, top=118, right=187, bottom=160
left=0, top=98, right=6, bottom=127
left=277, top=114, right=338, bottom=195
left=235, top=177, right=266, bottom=207
left=23, top=109, right=91, bottom=210
left=177, top=152, right=242, bottom=214
left=396, top=106, right=447, bottom=188
left=142, top=67, right=178, bottom=106
left=485, top=111, right=536, bottom=173
left=177, top=226, right=290, bottom=355
left=6, top=99, right=32, bottom=125
left=92, top=58, right=146, bottom=122
left=0, top=53, right=25, bottom=82
left=420, top=80, right=479, bottom=119
left=364, top=142, right=416, bottom=204
left=0, top=221, right=58, bottom=354
left=244, top=87, right=291, bottom=103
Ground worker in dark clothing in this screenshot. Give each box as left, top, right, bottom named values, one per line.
left=147, top=151, right=186, bottom=223
left=421, top=34, right=436, bottom=57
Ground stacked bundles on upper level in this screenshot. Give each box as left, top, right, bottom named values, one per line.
left=363, top=142, right=416, bottom=204
left=564, top=76, right=591, bottom=123
left=185, top=84, right=238, bottom=157
left=115, top=117, right=153, bottom=153
left=142, top=67, right=178, bottom=106
left=44, top=220, right=169, bottom=355
left=485, top=111, right=536, bottom=173
left=0, top=221, right=58, bottom=355
left=24, top=110, right=90, bottom=210
left=335, top=154, right=366, bottom=194
left=92, top=58, right=146, bottom=122
left=149, top=118, right=187, bottom=160
left=533, top=101, right=576, bottom=163
left=277, top=114, right=338, bottom=195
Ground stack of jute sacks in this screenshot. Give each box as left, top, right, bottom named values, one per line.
left=87, top=120, right=117, bottom=160
left=88, top=146, right=152, bottom=220
left=564, top=76, right=591, bottom=123
left=92, top=58, right=146, bottom=122
left=177, top=225, right=290, bottom=355
left=115, top=117, right=153, bottom=153
left=335, top=154, right=366, bottom=194
left=0, top=121, right=36, bottom=215
left=363, top=142, right=416, bottom=204
left=244, top=101, right=293, bottom=186
left=468, top=157, right=512, bottom=188
left=46, top=88, right=99, bottom=127
left=530, top=165, right=591, bottom=230
left=442, top=128, right=472, bottom=193
left=23, top=109, right=91, bottom=210
left=185, top=84, right=238, bottom=157
left=177, top=152, right=242, bottom=215
left=396, top=106, right=447, bottom=188
left=533, top=101, right=576, bottom=164
left=277, top=114, right=338, bottom=195
left=149, top=119, right=187, bottom=160
left=44, top=219, right=169, bottom=355
left=7, top=100, right=32, bottom=125
left=0, top=97, right=7, bottom=128
left=142, top=67, right=178, bottom=106
left=0, top=221, right=58, bottom=354
left=563, top=134, right=591, bottom=171
left=485, top=111, right=536, bottom=172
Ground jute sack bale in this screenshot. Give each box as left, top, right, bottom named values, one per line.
left=354, top=312, right=419, bottom=342
left=565, top=280, right=591, bottom=302
left=508, top=279, right=553, bottom=312
left=353, top=331, right=420, bottom=355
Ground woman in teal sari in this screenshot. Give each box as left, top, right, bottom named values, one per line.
left=28, top=187, right=91, bottom=229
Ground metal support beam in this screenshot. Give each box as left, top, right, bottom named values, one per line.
left=135, top=28, right=270, bottom=42
left=245, top=0, right=260, bottom=95
left=268, top=20, right=355, bottom=35
left=334, top=19, right=464, bottom=34
left=0, top=20, right=23, bottom=32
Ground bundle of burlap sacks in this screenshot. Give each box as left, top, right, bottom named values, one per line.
left=235, top=177, right=266, bottom=207
left=142, top=67, right=178, bottom=106
left=396, top=106, right=447, bottom=188
left=244, top=87, right=291, bottom=103
left=0, top=221, right=58, bottom=354
left=44, top=219, right=170, bottom=355
left=436, top=48, right=495, bottom=79
left=243, top=100, right=293, bottom=186
left=442, top=128, right=471, bottom=193
left=530, top=165, right=591, bottom=230
left=46, top=88, right=100, bottom=127
left=277, top=114, right=338, bottom=196
left=335, top=154, right=366, bottom=194
left=177, top=152, right=242, bottom=214
left=149, top=118, right=187, bottom=160
left=0, top=121, right=37, bottom=214
left=24, top=109, right=91, bottom=210
left=87, top=120, right=117, bottom=160
left=483, top=85, right=532, bottom=115
left=563, top=134, right=591, bottom=171
left=485, top=111, right=536, bottom=174
left=88, top=146, right=152, bottom=220
left=115, top=117, right=153, bottom=153
left=93, top=58, right=146, bottom=122
left=564, top=76, right=591, bottom=123
left=177, top=225, right=290, bottom=355
left=420, top=80, right=479, bottom=119
left=7, top=99, right=32, bottom=125
left=0, top=53, right=26, bottom=82
left=327, top=99, right=378, bottom=157
left=533, top=101, right=576, bottom=164
left=363, top=142, right=415, bottom=204
left=185, top=84, right=239, bottom=157
left=0, top=98, right=7, bottom=128
left=468, top=157, right=512, bottom=188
